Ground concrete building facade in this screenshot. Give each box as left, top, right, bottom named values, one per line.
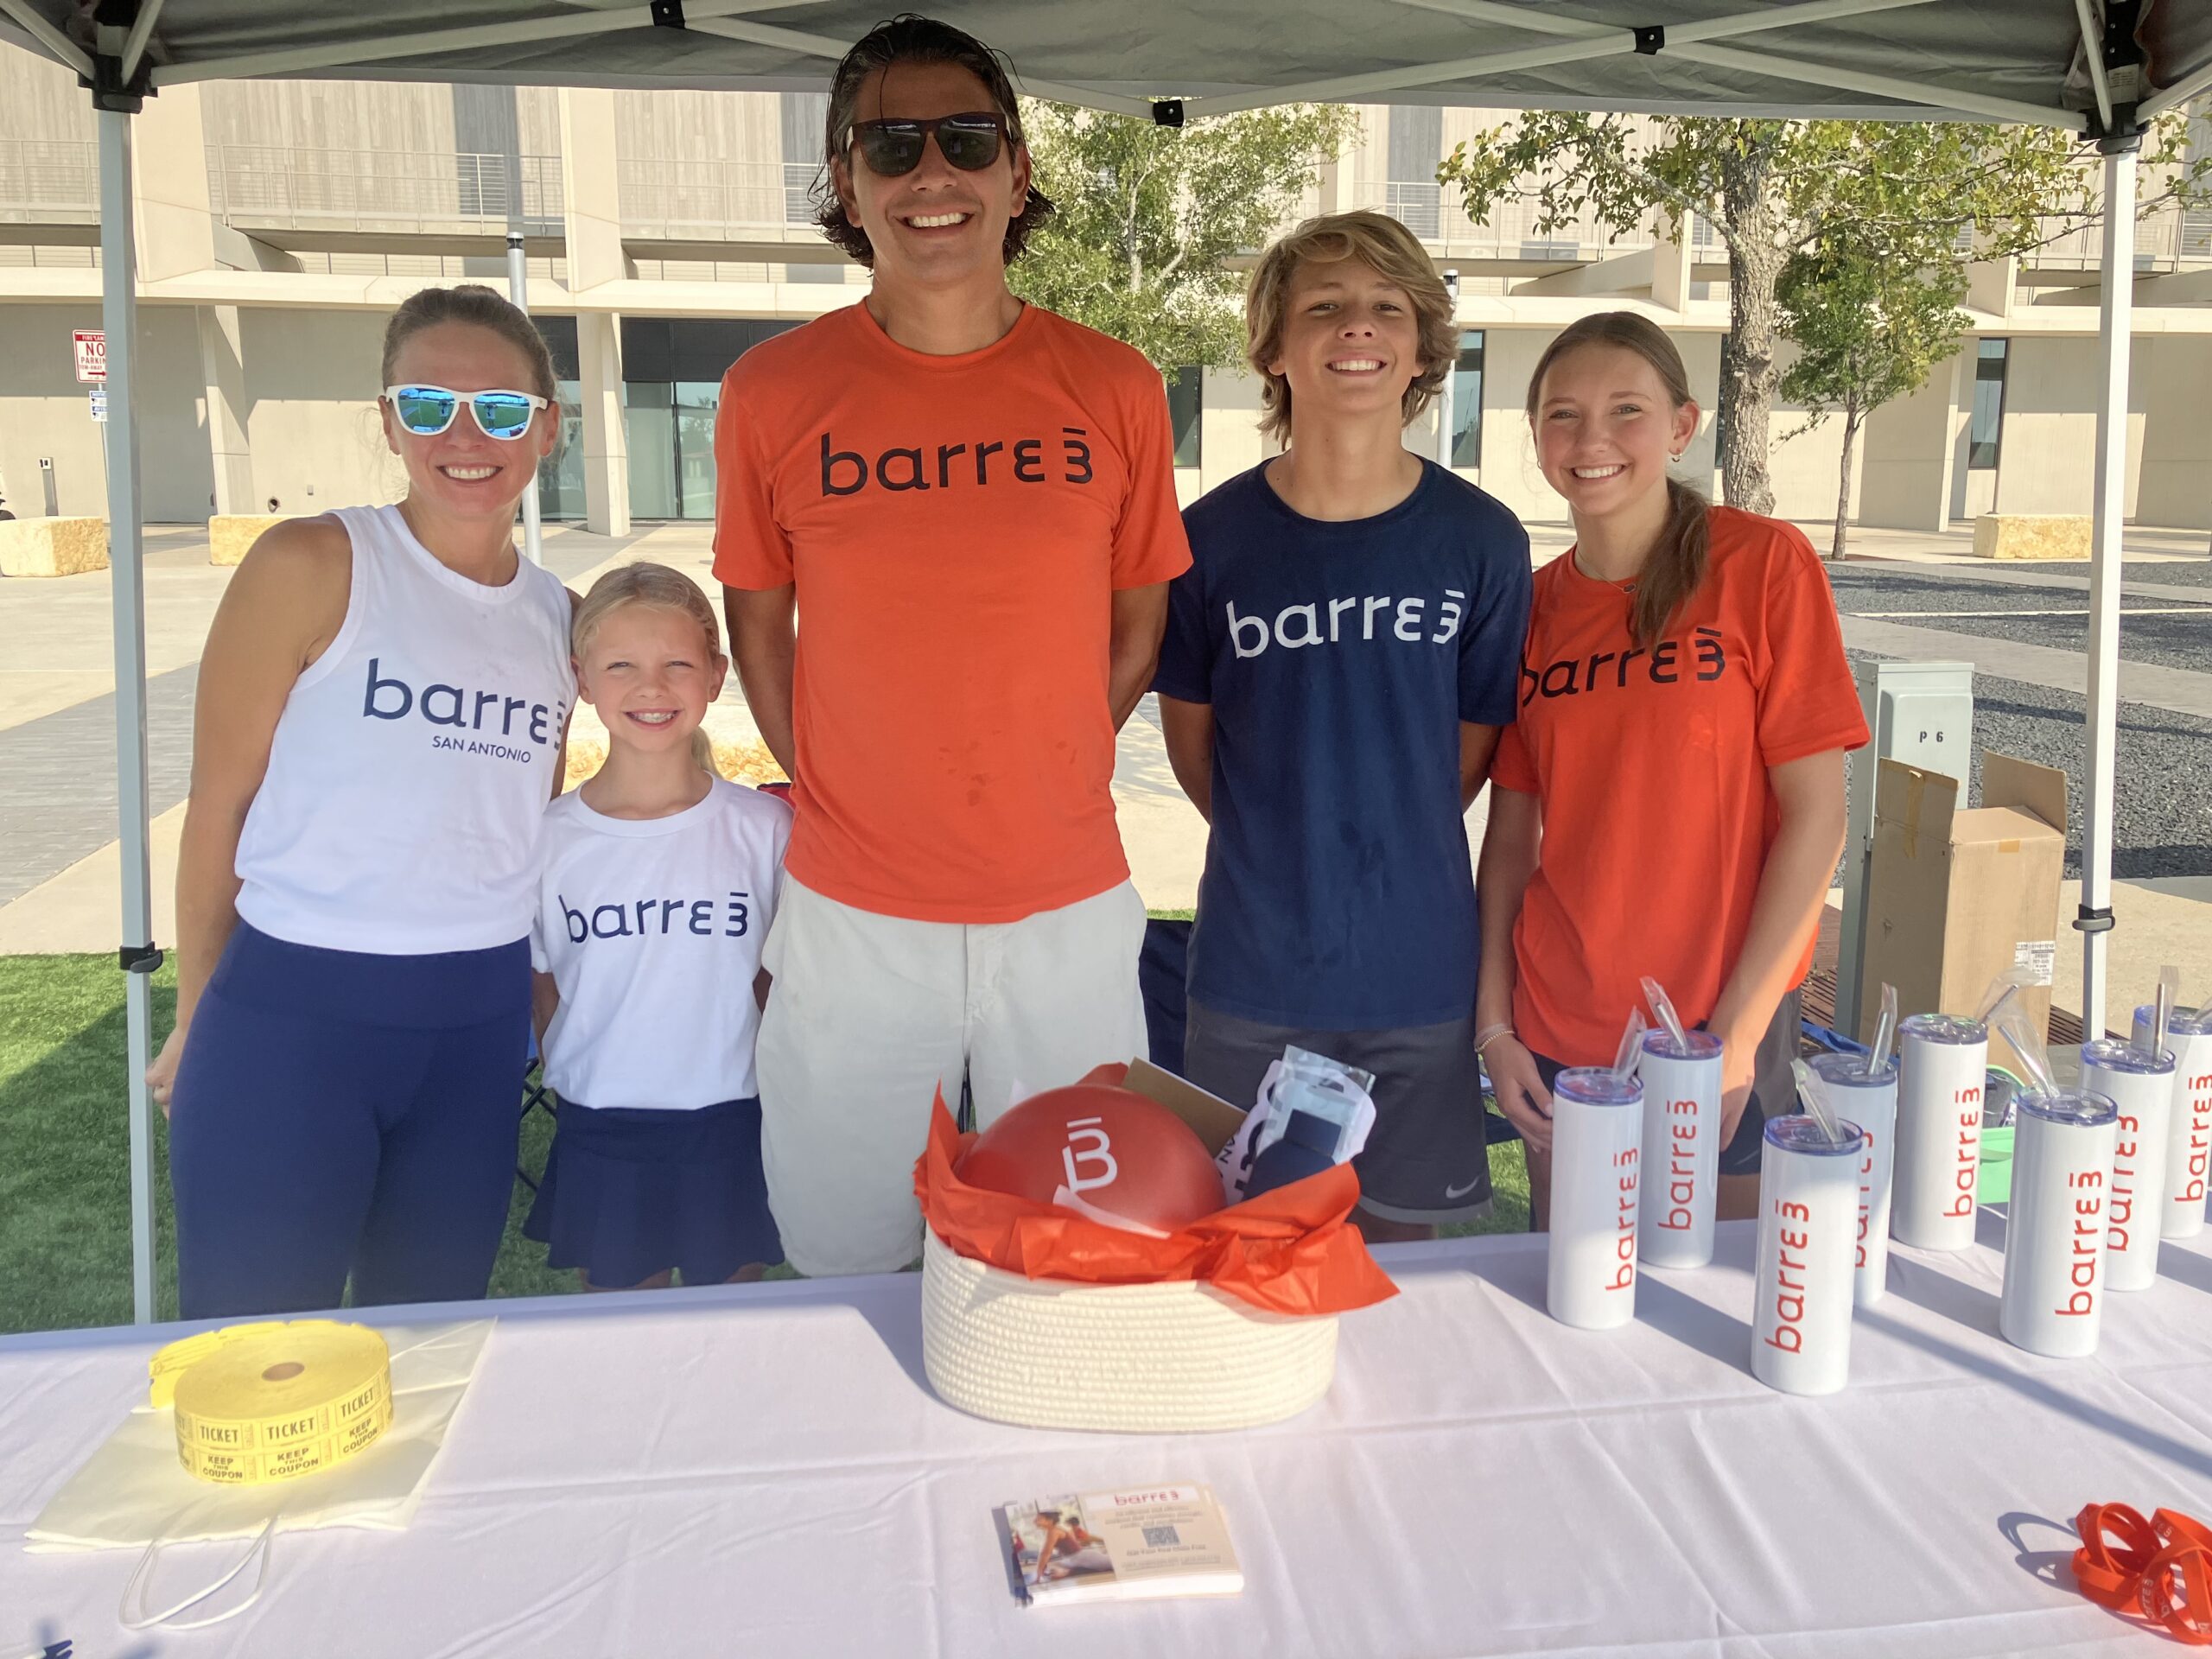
left=3, top=54, right=2208, bottom=532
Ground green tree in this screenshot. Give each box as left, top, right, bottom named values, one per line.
left=1437, top=113, right=2208, bottom=514
left=1776, top=245, right=1969, bottom=562
left=1012, top=100, right=1359, bottom=372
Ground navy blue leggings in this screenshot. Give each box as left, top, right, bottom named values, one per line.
left=169, top=922, right=531, bottom=1319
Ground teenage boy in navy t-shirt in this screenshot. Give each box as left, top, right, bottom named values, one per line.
left=1153, top=210, right=1532, bottom=1241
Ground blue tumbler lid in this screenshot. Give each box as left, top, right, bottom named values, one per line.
left=2082, top=1038, right=2175, bottom=1077
left=1899, top=1013, right=1986, bottom=1046
left=2017, top=1088, right=2119, bottom=1128
left=1763, top=1113, right=1865, bottom=1155
left=1808, top=1051, right=1898, bottom=1089
left=1554, top=1066, right=1643, bottom=1107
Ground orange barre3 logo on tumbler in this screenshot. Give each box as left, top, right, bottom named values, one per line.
left=1610, top=1145, right=1639, bottom=1293
left=1764, top=1199, right=1815, bottom=1355
left=2059, top=1168, right=2106, bottom=1318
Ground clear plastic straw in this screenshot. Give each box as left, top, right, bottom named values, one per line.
left=1866, top=982, right=1899, bottom=1080
left=1792, top=1058, right=1848, bottom=1148
left=1991, top=998, right=2059, bottom=1100
left=1638, top=976, right=1690, bottom=1050
left=1611, top=1009, right=1649, bottom=1082
left=2145, top=965, right=2180, bottom=1062
left=1977, top=976, right=2024, bottom=1023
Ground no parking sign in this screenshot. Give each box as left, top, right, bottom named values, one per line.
left=73, top=328, right=105, bottom=384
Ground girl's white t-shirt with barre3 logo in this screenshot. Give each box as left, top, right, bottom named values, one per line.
left=531, top=779, right=792, bottom=1111
left=233, top=503, right=575, bottom=956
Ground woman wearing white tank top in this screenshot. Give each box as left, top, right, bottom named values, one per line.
left=150, top=284, right=576, bottom=1319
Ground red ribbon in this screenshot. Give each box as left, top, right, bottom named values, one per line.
left=2074, top=1503, right=2212, bottom=1644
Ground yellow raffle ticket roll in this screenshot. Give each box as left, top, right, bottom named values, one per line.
left=152, top=1320, right=394, bottom=1486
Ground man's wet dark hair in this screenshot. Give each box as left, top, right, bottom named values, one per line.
left=814, top=14, right=1056, bottom=268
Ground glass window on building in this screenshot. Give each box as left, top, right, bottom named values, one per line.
left=1167, top=368, right=1203, bottom=468
left=1968, top=337, right=2009, bottom=471
left=781, top=92, right=828, bottom=226
left=621, top=318, right=799, bottom=519
left=1450, top=330, right=1484, bottom=468
left=1385, top=106, right=1442, bottom=238
left=531, top=315, right=586, bottom=522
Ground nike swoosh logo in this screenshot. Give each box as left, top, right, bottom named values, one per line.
left=1444, top=1176, right=1485, bottom=1200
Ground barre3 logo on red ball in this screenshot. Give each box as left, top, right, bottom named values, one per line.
left=957, top=1084, right=1222, bottom=1232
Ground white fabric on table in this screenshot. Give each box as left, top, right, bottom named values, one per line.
left=6, top=1222, right=2212, bottom=1657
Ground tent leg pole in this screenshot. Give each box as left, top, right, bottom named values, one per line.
left=507, top=229, right=544, bottom=565
left=2081, top=141, right=2134, bottom=1045
left=100, top=107, right=159, bottom=1327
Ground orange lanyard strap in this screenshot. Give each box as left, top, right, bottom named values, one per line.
left=2073, top=1503, right=2212, bottom=1645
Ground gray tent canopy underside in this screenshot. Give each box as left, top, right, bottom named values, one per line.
left=3, top=1, right=2209, bottom=124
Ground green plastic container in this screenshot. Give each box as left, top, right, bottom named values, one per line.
left=1977, top=1126, right=2015, bottom=1205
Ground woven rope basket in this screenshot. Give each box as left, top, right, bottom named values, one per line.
left=919, top=1230, right=1338, bottom=1433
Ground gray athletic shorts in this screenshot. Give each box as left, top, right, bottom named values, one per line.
left=1181, top=999, right=1490, bottom=1224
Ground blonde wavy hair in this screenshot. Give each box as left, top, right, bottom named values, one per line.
left=571, top=562, right=725, bottom=773
left=1246, top=209, right=1458, bottom=445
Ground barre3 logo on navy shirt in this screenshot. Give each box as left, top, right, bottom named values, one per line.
left=362, top=658, right=564, bottom=761
left=1228, top=589, right=1468, bottom=658
left=561, top=891, right=753, bottom=942
left=818, top=427, right=1096, bottom=496
left=1519, top=626, right=1729, bottom=706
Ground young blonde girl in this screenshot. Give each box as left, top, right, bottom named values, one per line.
left=526, top=563, right=791, bottom=1287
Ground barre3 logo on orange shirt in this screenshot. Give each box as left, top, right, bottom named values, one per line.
left=817, top=427, right=1096, bottom=496
left=1518, top=626, right=1729, bottom=706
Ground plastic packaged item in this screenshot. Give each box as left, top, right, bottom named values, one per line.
left=1637, top=1029, right=1722, bottom=1269
left=1547, top=1066, right=1643, bottom=1331
left=1891, top=1014, right=1988, bottom=1250
left=1811, top=1052, right=1900, bottom=1306
left=2081, top=1039, right=2175, bottom=1293
left=1999, top=1089, right=2120, bottom=1358
left=1751, top=1114, right=1863, bottom=1395
left=1243, top=1109, right=1343, bottom=1201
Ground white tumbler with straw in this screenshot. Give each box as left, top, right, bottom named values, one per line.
left=1751, top=1089, right=1863, bottom=1396
left=1811, top=1052, right=1900, bottom=1306
left=1548, top=1062, right=1646, bottom=1332
left=2082, top=1038, right=2175, bottom=1293
left=1635, top=977, right=1722, bottom=1269
left=2135, top=1003, right=2212, bottom=1240
left=2000, top=1089, right=2120, bottom=1358
left=1891, top=1013, right=1989, bottom=1251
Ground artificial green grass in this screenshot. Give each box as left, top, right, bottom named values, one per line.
left=0, top=950, right=1528, bottom=1337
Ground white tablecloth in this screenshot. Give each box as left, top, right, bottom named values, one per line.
left=7, top=1220, right=2212, bottom=1657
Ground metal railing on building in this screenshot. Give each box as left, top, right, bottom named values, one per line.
left=0, top=138, right=99, bottom=220
left=1343, top=179, right=1649, bottom=261
left=207, top=145, right=564, bottom=234
left=619, top=158, right=804, bottom=239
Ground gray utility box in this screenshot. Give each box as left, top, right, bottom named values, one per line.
left=1835, top=659, right=1974, bottom=1038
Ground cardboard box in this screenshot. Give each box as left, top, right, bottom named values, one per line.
left=1858, top=753, right=2067, bottom=1077
left=1121, top=1058, right=1246, bottom=1157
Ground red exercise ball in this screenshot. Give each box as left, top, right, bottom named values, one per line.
left=958, top=1084, right=1224, bottom=1232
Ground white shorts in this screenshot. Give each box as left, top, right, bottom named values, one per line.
left=755, top=877, right=1148, bottom=1277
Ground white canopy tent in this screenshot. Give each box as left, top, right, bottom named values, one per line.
left=2, top=0, right=2205, bottom=1325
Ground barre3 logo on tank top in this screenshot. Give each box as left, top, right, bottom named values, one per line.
left=1519, top=626, right=1730, bottom=706
left=362, top=657, right=566, bottom=763
left=817, top=426, right=1096, bottom=496
left=559, top=890, right=753, bottom=942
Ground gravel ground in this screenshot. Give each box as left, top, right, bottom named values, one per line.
left=1827, top=562, right=2212, bottom=617
left=1845, top=653, right=2212, bottom=880
left=2123, top=558, right=2212, bottom=588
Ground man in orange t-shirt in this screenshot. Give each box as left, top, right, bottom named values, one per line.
left=714, top=18, right=1191, bottom=1276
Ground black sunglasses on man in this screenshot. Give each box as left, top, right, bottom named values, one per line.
left=848, top=111, right=1010, bottom=176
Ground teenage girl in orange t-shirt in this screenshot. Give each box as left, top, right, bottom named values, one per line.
left=1477, top=312, right=1869, bottom=1226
